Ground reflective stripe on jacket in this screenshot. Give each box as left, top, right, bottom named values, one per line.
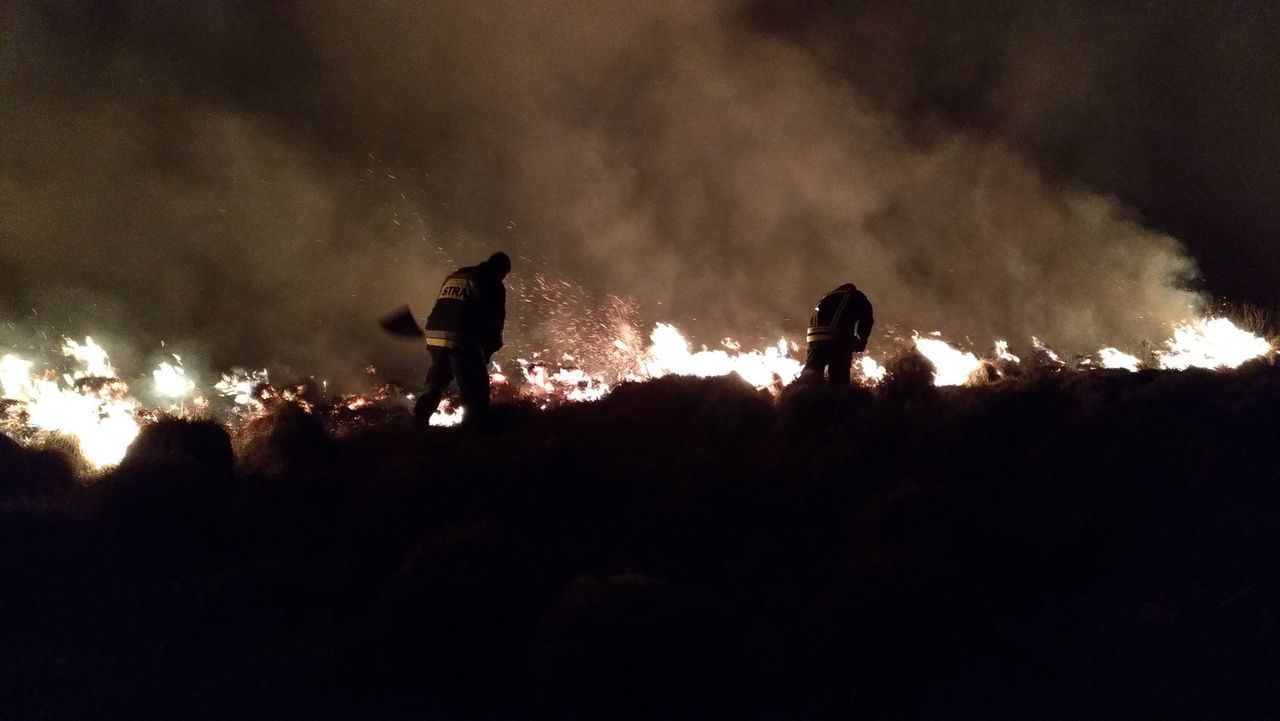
left=423, top=329, right=475, bottom=350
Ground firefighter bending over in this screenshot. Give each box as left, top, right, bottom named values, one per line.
left=802, top=283, right=874, bottom=386
left=413, top=252, right=511, bottom=425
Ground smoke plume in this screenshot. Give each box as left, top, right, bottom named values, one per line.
left=1, top=1, right=1221, bottom=381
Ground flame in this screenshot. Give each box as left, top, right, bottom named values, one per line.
left=551, top=367, right=611, bottom=402
left=1156, top=317, right=1272, bottom=370
left=153, top=355, right=196, bottom=399
left=1031, top=337, right=1065, bottom=369
left=515, top=361, right=612, bottom=404
left=913, top=335, right=983, bottom=387
left=62, top=337, right=116, bottom=379
left=642, top=323, right=803, bottom=387
left=1, top=338, right=140, bottom=468
left=993, top=340, right=1020, bottom=364
left=1098, top=347, right=1141, bottom=372
left=0, top=354, right=36, bottom=400
left=1, top=316, right=1273, bottom=465
left=855, top=355, right=887, bottom=384
left=429, top=401, right=464, bottom=427
left=215, top=369, right=271, bottom=407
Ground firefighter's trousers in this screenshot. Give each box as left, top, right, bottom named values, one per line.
left=414, top=346, right=490, bottom=424
left=801, top=340, right=854, bottom=386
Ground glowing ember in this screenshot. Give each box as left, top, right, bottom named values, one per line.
left=913, top=335, right=983, bottom=387
left=1156, top=317, right=1272, bottom=370
left=344, top=396, right=374, bottom=411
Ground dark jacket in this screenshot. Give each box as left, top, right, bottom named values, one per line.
left=807, top=284, right=873, bottom=352
left=423, top=261, right=506, bottom=355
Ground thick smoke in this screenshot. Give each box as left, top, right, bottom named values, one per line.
left=754, top=0, right=1280, bottom=308
left=1, top=1, right=1211, bottom=381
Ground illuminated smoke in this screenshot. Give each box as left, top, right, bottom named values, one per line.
left=1, top=2, right=1209, bottom=375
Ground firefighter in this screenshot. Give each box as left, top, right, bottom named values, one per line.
left=802, top=283, right=874, bottom=386
left=413, top=252, right=511, bottom=425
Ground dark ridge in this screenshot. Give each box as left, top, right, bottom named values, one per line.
left=3, top=369, right=1280, bottom=719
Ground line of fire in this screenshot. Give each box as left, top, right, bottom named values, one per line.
left=1, top=304, right=1272, bottom=468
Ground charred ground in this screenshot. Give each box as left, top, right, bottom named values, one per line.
left=3, top=365, right=1280, bottom=720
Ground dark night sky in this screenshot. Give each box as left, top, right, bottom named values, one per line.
left=1, top=0, right=1276, bottom=377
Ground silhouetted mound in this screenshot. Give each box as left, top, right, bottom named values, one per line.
left=881, top=347, right=940, bottom=403
left=600, top=373, right=775, bottom=435
left=79, top=462, right=233, bottom=575
left=5, top=370, right=1280, bottom=720
left=0, top=431, right=19, bottom=469
left=124, top=417, right=235, bottom=478
left=528, top=573, right=728, bottom=719
left=777, top=381, right=874, bottom=433
left=0, top=432, right=77, bottom=499
left=237, top=403, right=332, bottom=474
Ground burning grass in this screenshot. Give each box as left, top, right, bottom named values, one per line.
left=2, top=316, right=1274, bottom=471
left=3, top=365, right=1280, bottom=719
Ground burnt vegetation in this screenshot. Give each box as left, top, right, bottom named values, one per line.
left=3, top=365, right=1280, bottom=720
